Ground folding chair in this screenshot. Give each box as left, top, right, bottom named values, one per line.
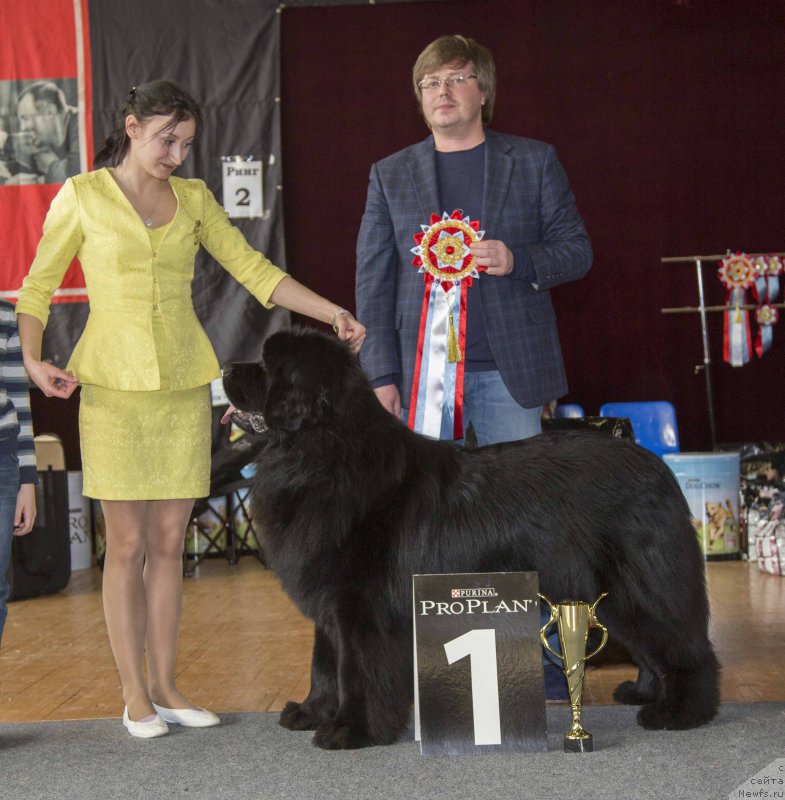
left=598, top=401, right=680, bottom=457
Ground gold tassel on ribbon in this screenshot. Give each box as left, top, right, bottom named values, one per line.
left=448, top=312, right=462, bottom=363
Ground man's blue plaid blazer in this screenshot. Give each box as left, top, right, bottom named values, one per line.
left=355, top=129, right=592, bottom=409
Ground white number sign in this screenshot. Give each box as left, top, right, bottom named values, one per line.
left=222, top=159, right=263, bottom=219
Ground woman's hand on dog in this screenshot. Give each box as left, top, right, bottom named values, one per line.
left=265, top=275, right=366, bottom=352
left=333, top=312, right=366, bottom=353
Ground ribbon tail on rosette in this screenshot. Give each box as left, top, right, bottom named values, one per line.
left=766, top=255, right=782, bottom=307
left=723, top=290, right=752, bottom=367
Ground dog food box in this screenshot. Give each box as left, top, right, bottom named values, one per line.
left=663, top=452, right=741, bottom=560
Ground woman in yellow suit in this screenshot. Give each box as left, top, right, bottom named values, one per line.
left=16, top=81, right=365, bottom=739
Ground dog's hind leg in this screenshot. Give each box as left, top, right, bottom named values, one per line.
left=280, top=626, right=339, bottom=731
left=637, top=641, right=720, bottom=730
left=604, top=611, right=720, bottom=728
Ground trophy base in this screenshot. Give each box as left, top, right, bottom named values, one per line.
left=564, top=734, right=593, bottom=753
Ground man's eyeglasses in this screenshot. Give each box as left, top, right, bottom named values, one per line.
left=417, top=73, right=478, bottom=92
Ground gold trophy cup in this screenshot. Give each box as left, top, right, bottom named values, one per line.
left=539, top=592, right=609, bottom=752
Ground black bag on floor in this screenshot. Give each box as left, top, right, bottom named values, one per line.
left=542, top=415, right=635, bottom=440
left=8, top=467, right=71, bottom=601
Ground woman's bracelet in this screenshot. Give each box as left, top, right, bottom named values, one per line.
left=331, top=308, right=352, bottom=332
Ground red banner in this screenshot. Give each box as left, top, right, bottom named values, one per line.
left=0, top=0, right=92, bottom=302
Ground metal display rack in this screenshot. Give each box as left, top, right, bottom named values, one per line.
left=660, top=252, right=785, bottom=449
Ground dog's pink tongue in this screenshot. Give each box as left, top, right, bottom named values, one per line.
left=220, top=405, right=236, bottom=425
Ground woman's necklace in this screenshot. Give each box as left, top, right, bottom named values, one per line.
left=121, top=163, right=161, bottom=228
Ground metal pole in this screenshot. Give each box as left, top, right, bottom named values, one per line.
left=661, top=252, right=785, bottom=263
left=694, top=258, right=718, bottom=449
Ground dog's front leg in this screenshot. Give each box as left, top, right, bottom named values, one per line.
left=312, top=606, right=412, bottom=750
left=280, top=625, right=339, bottom=731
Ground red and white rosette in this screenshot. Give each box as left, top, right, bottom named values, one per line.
left=755, top=304, right=779, bottom=358
left=718, top=253, right=754, bottom=367
left=409, top=210, right=485, bottom=439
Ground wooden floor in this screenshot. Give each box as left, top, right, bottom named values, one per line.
left=1, top=558, right=783, bottom=722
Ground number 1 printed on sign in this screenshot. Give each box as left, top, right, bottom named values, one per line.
left=444, top=629, right=502, bottom=745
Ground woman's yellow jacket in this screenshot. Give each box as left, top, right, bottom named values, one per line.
left=16, top=168, right=287, bottom=391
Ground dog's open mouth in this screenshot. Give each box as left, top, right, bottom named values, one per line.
left=220, top=404, right=269, bottom=435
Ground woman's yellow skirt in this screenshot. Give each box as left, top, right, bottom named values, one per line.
left=79, top=383, right=211, bottom=501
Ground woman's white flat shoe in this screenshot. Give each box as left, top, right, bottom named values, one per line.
left=122, top=707, right=169, bottom=738
left=152, top=703, right=220, bottom=728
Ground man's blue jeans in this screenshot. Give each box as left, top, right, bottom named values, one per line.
left=0, top=442, right=20, bottom=646
left=461, top=370, right=542, bottom=445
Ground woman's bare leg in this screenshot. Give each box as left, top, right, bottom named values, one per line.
left=144, top=497, right=195, bottom=709
left=100, top=500, right=152, bottom=721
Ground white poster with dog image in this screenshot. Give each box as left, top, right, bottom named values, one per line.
left=413, top=571, right=547, bottom=756
left=664, top=452, right=741, bottom=559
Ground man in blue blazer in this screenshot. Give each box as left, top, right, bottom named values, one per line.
left=356, top=34, right=592, bottom=446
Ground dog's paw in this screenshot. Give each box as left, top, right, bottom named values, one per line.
left=312, top=722, right=372, bottom=750
left=613, top=680, right=653, bottom=705
left=279, top=701, right=319, bottom=731
left=637, top=703, right=669, bottom=729
left=637, top=702, right=716, bottom=731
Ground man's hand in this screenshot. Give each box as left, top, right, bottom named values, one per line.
left=470, top=240, right=514, bottom=276
left=374, top=384, right=401, bottom=417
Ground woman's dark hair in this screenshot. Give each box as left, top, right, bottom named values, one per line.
left=93, top=79, right=202, bottom=167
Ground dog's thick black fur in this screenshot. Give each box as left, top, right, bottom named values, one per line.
left=223, top=329, right=720, bottom=750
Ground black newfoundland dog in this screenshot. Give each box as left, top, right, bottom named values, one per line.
left=223, top=329, right=720, bottom=750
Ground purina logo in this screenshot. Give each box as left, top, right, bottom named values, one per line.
left=419, top=587, right=534, bottom=616
left=451, top=587, right=499, bottom=599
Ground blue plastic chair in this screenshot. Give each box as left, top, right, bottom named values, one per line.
left=554, top=403, right=585, bottom=419
left=598, top=401, right=680, bottom=457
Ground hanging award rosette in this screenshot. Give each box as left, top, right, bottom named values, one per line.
left=409, top=209, right=485, bottom=439
left=754, top=305, right=779, bottom=357
left=718, top=253, right=754, bottom=367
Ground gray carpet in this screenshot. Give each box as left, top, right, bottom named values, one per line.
left=1, top=703, right=783, bottom=800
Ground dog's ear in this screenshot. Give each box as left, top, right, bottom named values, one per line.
left=259, top=328, right=360, bottom=430
left=262, top=369, right=330, bottom=431
left=222, top=362, right=267, bottom=411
